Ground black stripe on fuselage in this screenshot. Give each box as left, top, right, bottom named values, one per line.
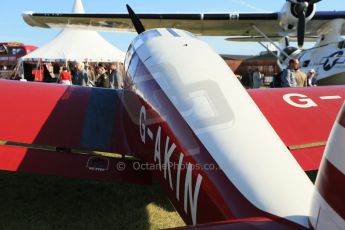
left=166, top=28, right=180, bottom=37
left=313, top=11, right=345, bottom=20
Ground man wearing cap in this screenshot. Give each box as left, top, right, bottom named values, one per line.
left=307, top=69, right=317, bottom=87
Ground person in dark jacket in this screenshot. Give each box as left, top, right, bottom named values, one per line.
left=108, top=63, right=123, bottom=89
left=95, top=63, right=110, bottom=88
left=72, top=62, right=89, bottom=86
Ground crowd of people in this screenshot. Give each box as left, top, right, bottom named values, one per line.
left=239, top=58, right=317, bottom=89
left=58, top=62, right=124, bottom=89
left=28, top=58, right=318, bottom=90
left=239, top=68, right=267, bottom=89
left=279, top=58, right=317, bottom=87
left=36, top=61, right=124, bottom=89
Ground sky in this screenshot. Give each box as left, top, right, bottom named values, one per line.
left=1, top=0, right=344, bottom=55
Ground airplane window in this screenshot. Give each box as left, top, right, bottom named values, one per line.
left=338, top=41, right=345, bottom=49
left=0, top=45, right=8, bottom=54
left=124, top=45, right=134, bottom=70
left=127, top=53, right=139, bottom=80
left=16, top=48, right=25, bottom=55
left=133, top=61, right=151, bottom=83
left=9, top=48, right=25, bottom=55
left=183, top=31, right=197, bottom=38
left=141, top=30, right=161, bottom=42
left=302, top=60, right=310, bottom=68
left=10, top=48, right=15, bottom=55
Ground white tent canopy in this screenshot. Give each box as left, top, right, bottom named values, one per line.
left=21, top=0, right=125, bottom=63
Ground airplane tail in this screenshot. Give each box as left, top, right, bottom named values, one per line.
left=310, top=102, right=345, bottom=229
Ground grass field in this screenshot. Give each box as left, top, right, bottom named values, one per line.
left=0, top=140, right=318, bottom=230
left=0, top=172, right=185, bottom=230
left=0, top=171, right=318, bottom=230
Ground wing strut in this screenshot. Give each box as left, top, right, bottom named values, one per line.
left=257, top=41, right=280, bottom=59
left=251, top=25, right=291, bottom=61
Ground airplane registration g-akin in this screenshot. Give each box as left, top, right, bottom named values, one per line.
left=0, top=0, right=343, bottom=229
left=23, top=0, right=345, bottom=85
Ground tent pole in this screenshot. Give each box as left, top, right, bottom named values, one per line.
left=39, top=59, right=42, bottom=81
left=20, top=60, right=24, bottom=80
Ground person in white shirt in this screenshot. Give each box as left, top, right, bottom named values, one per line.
left=307, top=69, right=317, bottom=87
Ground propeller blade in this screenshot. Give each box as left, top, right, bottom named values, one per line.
left=297, top=11, right=306, bottom=47
left=126, top=4, right=145, bottom=34
left=285, top=36, right=290, bottom=47
left=289, top=0, right=319, bottom=47
left=308, top=0, right=322, bottom=5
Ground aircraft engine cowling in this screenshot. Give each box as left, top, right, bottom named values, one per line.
left=279, top=1, right=315, bottom=33
left=277, top=46, right=302, bottom=70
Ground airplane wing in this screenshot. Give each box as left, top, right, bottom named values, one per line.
left=249, top=86, right=345, bottom=171
left=22, top=11, right=345, bottom=36
left=22, top=12, right=279, bottom=36
left=0, top=80, right=343, bottom=178
left=0, top=80, right=152, bottom=184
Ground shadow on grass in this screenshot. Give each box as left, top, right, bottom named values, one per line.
left=0, top=172, right=184, bottom=230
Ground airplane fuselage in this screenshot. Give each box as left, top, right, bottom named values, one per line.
left=278, top=37, right=345, bottom=85
left=298, top=39, right=345, bottom=85
left=276, top=18, right=345, bottom=85
left=121, top=28, right=313, bottom=227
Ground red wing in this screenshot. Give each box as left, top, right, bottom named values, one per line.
left=249, top=86, right=345, bottom=171
left=1, top=80, right=343, bottom=179
left=0, top=80, right=156, bottom=158
left=0, top=80, right=151, bottom=183
left=0, top=80, right=128, bottom=153
left=0, top=145, right=151, bottom=184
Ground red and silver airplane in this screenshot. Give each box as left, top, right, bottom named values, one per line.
left=1, top=2, right=345, bottom=229
left=22, top=0, right=345, bottom=85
